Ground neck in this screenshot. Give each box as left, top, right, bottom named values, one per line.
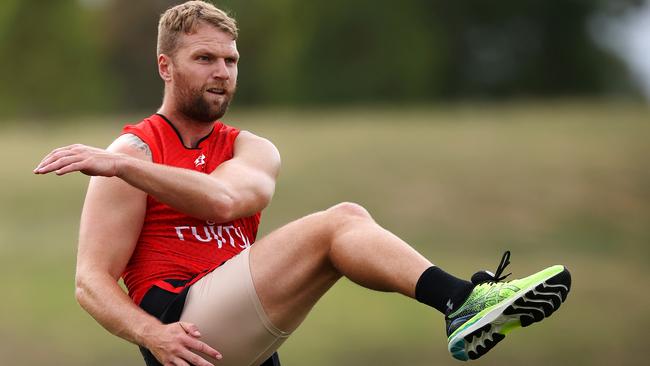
left=158, top=100, right=216, bottom=148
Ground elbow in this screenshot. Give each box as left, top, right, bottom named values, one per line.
left=74, top=276, right=88, bottom=307
left=207, top=194, right=237, bottom=223
left=74, top=272, right=94, bottom=309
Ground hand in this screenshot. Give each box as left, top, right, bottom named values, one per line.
left=33, top=144, right=125, bottom=177
left=145, top=322, right=222, bottom=366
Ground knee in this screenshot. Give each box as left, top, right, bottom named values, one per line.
left=325, top=202, right=372, bottom=222
left=308, top=203, right=372, bottom=244
left=312, top=202, right=372, bottom=255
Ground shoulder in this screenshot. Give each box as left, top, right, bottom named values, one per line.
left=108, top=133, right=153, bottom=162
left=234, top=131, right=281, bottom=170
left=235, top=131, right=279, bottom=157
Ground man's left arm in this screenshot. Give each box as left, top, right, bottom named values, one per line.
left=34, top=131, right=281, bottom=223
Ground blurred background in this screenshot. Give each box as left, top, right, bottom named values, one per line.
left=1, top=0, right=648, bottom=365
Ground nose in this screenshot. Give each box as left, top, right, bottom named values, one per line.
left=212, top=58, right=230, bottom=80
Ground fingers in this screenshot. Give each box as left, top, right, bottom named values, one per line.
left=37, top=155, right=85, bottom=175
left=55, top=161, right=86, bottom=176
left=34, top=149, right=75, bottom=173
left=178, top=322, right=222, bottom=360
left=153, top=322, right=222, bottom=366
left=34, top=144, right=118, bottom=177
left=185, top=337, right=222, bottom=360
left=37, top=144, right=76, bottom=166
left=179, top=322, right=202, bottom=337
left=167, top=357, right=190, bottom=366
left=178, top=349, right=216, bottom=366
left=34, top=144, right=85, bottom=174
left=166, top=358, right=191, bottom=366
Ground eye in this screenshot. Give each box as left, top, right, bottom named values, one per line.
left=197, top=55, right=211, bottom=62
left=225, top=57, right=237, bottom=65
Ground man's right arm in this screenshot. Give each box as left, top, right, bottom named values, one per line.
left=75, top=134, right=220, bottom=366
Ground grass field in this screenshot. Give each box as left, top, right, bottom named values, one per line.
left=1, top=101, right=648, bottom=365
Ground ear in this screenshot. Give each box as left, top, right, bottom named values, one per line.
left=158, top=54, right=173, bottom=82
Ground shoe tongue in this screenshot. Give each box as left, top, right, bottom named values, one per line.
left=471, top=270, right=495, bottom=285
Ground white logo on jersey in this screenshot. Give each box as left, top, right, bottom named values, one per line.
left=174, top=223, right=251, bottom=249
left=194, top=153, right=206, bottom=167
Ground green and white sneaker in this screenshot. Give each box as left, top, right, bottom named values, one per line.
left=446, top=251, right=571, bottom=361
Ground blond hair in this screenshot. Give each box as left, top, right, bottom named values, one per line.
left=157, top=1, right=238, bottom=56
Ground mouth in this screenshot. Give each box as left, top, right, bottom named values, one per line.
left=206, top=87, right=226, bottom=95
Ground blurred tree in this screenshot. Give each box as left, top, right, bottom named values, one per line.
left=428, top=0, right=635, bottom=98
left=0, top=0, right=115, bottom=118
left=219, top=0, right=447, bottom=104
left=100, top=0, right=176, bottom=112
left=0, top=0, right=645, bottom=118
left=214, top=0, right=642, bottom=104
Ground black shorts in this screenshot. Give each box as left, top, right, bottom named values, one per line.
left=138, top=279, right=281, bottom=366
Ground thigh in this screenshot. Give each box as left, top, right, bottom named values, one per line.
left=249, top=210, right=342, bottom=332
left=180, top=248, right=289, bottom=366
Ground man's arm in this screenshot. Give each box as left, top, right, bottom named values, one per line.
left=34, top=131, right=281, bottom=223
left=71, top=137, right=221, bottom=366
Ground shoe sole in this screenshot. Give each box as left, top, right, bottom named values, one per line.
left=448, top=266, right=571, bottom=361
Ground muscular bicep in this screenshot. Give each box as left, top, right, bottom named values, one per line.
left=77, top=135, right=150, bottom=280
left=209, top=131, right=281, bottom=218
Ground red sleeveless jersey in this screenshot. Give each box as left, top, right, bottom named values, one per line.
left=120, top=114, right=261, bottom=305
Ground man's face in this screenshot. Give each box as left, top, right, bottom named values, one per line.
left=168, top=23, right=239, bottom=123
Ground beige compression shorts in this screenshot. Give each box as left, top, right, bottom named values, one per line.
left=180, top=247, right=291, bottom=366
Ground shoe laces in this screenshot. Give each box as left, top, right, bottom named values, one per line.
left=471, top=250, right=512, bottom=285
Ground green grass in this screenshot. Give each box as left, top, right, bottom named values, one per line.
left=1, top=100, right=648, bottom=365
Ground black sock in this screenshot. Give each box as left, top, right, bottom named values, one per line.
left=415, top=266, right=474, bottom=315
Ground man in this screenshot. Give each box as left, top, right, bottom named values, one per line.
left=34, top=1, right=571, bottom=365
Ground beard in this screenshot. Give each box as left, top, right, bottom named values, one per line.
left=173, top=71, right=235, bottom=123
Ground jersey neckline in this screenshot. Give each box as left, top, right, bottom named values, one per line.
left=155, top=113, right=218, bottom=150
